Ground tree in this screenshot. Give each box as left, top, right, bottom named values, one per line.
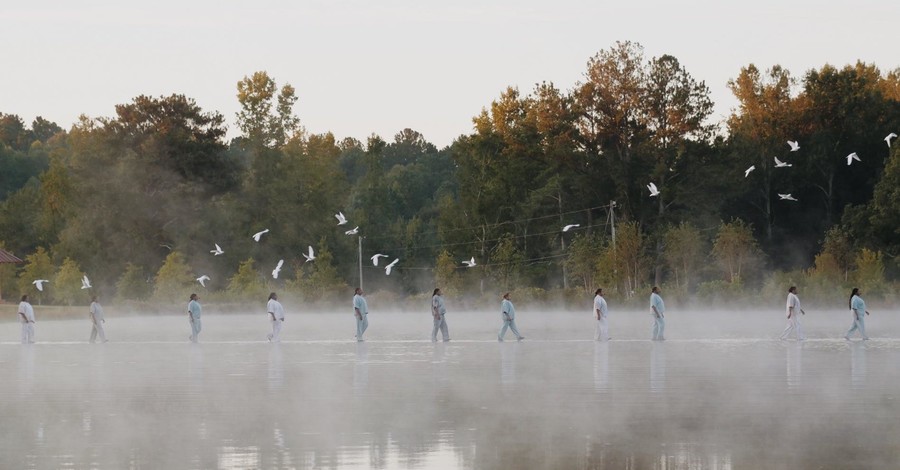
left=611, top=221, right=648, bottom=295
left=53, top=258, right=86, bottom=306
left=565, top=233, right=603, bottom=292
left=434, top=250, right=461, bottom=296
left=299, top=240, right=347, bottom=301
left=116, top=263, right=152, bottom=301
left=154, top=251, right=195, bottom=301
left=18, top=247, right=54, bottom=304
left=852, top=248, right=886, bottom=294
left=712, top=219, right=761, bottom=283
left=227, top=258, right=266, bottom=299
left=236, top=71, right=301, bottom=149
left=662, top=222, right=705, bottom=291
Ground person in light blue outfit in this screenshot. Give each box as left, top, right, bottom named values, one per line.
left=431, top=288, right=450, bottom=342
left=650, top=286, right=665, bottom=341
left=498, top=292, right=524, bottom=342
left=353, top=287, right=369, bottom=342
left=188, top=293, right=202, bottom=343
left=845, top=287, right=870, bottom=341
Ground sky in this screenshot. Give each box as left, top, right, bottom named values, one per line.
left=1, top=0, right=898, bottom=147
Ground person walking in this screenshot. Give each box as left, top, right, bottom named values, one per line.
left=89, top=295, right=108, bottom=343
left=18, top=294, right=35, bottom=344
left=498, top=292, right=524, bottom=342
left=431, top=288, right=450, bottom=342
left=594, top=288, right=609, bottom=341
left=266, top=292, right=285, bottom=342
left=845, top=287, right=870, bottom=341
left=779, top=286, right=805, bottom=341
left=188, top=293, right=202, bottom=343
left=353, top=287, right=369, bottom=342
left=650, top=286, right=666, bottom=341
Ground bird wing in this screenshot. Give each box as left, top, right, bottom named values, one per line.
left=774, top=157, right=783, bottom=165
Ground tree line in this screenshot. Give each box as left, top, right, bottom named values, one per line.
left=1, top=41, right=898, bottom=307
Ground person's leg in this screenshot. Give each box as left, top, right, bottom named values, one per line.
left=846, top=319, right=859, bottom=338
left=431, top=318, right=440, bottom=342
left=440, top=316, right=449, bottom=341
left=509, top=319, right=522, bottom=339
left=599, top=316, right=609, bottom=341
left=90, top=324, right=97, bottom=343
left=795, top=317, right=804, bottom=340
left=780, top=319, right=793, bottom=339
left=498, top=320, right=509, bottom=340
left=21, top=323, right=27, bottom=344
left=361, top=315, right=369, bottom=337
left=652, top=318, right=660, bottom=340
left=858, top=316, right=868, bottom=340
left=27, top=323, right=35, bottom=343
left=657, top=317, right=665, bottom=340
left=273, top=319, right=282, bottom=342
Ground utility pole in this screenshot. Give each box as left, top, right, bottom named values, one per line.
left=358, top=236, right=364, bottom=291
left=558, top=190, right=568, bottom=289
left=609, top=200, right=617, bottom=250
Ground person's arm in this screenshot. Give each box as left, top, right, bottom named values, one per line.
left=787, top=306, right=793, bottom=319
left=355, top=304, right=362, bottom=320
left=502, top=303, right=511, bottom=321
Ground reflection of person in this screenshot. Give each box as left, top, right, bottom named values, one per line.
left=431, top=288, right=450, bottom=342
left=353, top=287, right=369, bottom=342
left=188, top=293, right=202, bottom=343
left=498, top=292, right=524, bottom=342
left=266, top=292, right=285, bottom=342
left=18, top=294, right=35, bottom=344
left=779, top=286, right=805, bottom=341
left=89, top=295, right=108, bottom=343
left=845, top=288, right=870, bottom=341
left=593, top=288, right=609, bottom=341
left=650, top=286, right=665, bottom=341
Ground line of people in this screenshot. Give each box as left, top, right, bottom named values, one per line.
left=13, top=286, right=876, bottom=344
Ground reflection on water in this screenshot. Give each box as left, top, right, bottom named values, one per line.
left=1, top=313, right=899, bottom=469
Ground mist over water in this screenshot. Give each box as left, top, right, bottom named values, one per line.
left=1, top=308, right=899, bottom=469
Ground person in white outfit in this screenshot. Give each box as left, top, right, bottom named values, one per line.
left=779, top=286, right=805, bottom=340
left=650, top=286, right=666, bottom=341
left=18, top=294, right=35, bottom=344
left=594, top=288, right=609, bottom=341
left=431, top=288, right=450, bottom=342
left=845, top=287, right=870, bottom=341
left=89, top=295, right=108, bottom=343
left=353, top=288, right=369, bottom=342
left=498, top=292, right=524, bottom=341
left=267, top=292, right=285, bottom=342
left=188, top=293, right=202, bottom=343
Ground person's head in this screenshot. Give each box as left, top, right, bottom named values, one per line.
left=502, top=292, right=510, bottom=300
left=91, top=295, right=98, bottom=302
left=268, top=292, right=277, bottom=301
left=849, top=287, right=860, bottom=308
left=433, top=288, right=441, bottom=296
left=355, top=287, right=363, bottom=295
left=788, top=286, right=797, bottom=294
left=190, top=293, right=198, bottom=301
left=21, top=294, right=28, bottom=302
left=652, top=286, right=660, bottom=294
left=594, top=288, right=603, bottom=296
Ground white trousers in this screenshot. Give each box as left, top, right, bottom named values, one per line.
left=21, top=322, right=34, bottom=344
left=90, top=315, right=107, bottom=343
left=268, top=318, right=283, bottom=342
left=594, top=316, right=609, bottom=341
left=356, top=314, right=368, bottom=341
left=432, top=315, right=449, bottom=341
left=780, top=316, right=804, bottom=340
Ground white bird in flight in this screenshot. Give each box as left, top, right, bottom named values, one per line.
left=196, top=275, right=210, bottom=288
left=647, top=182, right=660, bottom=197
left=462, top=257, right=476, bottom=268
left=370, top=254, right=388, bottom=266
left=302, top=246, right=316, bottom=262
left=562, top=224, right=580, bottom=232
left=778, top=193, right=799, bottom=202
left=384, top=258, right=399, bottom=275
left=886, top=133, right=898, bottom=147
left=774, top=157, right=792, bottom=168
left=32, top=280, right=49, bottom=292
left=345, top=226, right=359, bottom=235
left=846, top=152, right=861, bottom=166
left=335, top=212, right=348, bottom=225
left=210, top=243, right=224, bottom=256
left=787, top=140, right=800, bottom=152
left=272, top=259, right=284, bottom=279
left=744, top=165, right=755, bottom=178
left=252, top=229, right=269, bottom=242
left=81, top=275, right=92, bottom=290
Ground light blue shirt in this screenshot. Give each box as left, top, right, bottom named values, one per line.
left=501, top=299, right=515, bottom=319
left=432, top=295, right=446, bottom=315
left=851, top=295, right=865, bottom=316
left=650, top=293, right=665, bottom=315
left=353, top=294, right=368, bottom=315
left=594, top=295, right=608, bottom=318
left=188, top=300, right=202, bottom=319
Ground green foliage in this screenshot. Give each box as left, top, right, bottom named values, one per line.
left=434, top=250, right=461, bottom=296
left=712, top=219, right=761, bottom=283
left=227, top=258, right=266, bottom=300
left=18, top=247, right=53, bottom=303
left=565, top=233, right=603, bottom=292
left=116, top=263, right=152, bottom=301
left=489, top=235, right=524, bottom=291
left=153, top=251, right=195, bottom=301
left=853, top=248, right=886, bottom=295
left=53, top=258, right=86, bottom=306
left=297, top=240, right=347, bottom=302
left=663, top=222, right=704, bottom=291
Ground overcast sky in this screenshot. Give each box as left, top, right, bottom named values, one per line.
left=2, top=0, right=898, bottom=147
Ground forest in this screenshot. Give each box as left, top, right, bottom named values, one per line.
left=1, top=41, right=899, bottom=309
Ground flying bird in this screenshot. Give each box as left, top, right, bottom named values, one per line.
left=370, top=254, right=389, bottom=266
left=345, top=226, right=359, bottom=235
left=302, top=246, right=316, bottom=263
left=252, top=229, right=269, bottom=242
left=647, top=182, right=660, bottom=197
left=562, top=224, right=580, bottom=232
left=196, top=275, right=210, bottom=288
left=744, top=165, right=756, bottom=178
left=384, top=258, right=399, bottom=275
left=886, top=133, right=898, bottom=148
left=335, top=212, right=348, bottom=225
left=32, top=280, right=49, bottom=292
left=778, top=193, right=799, bottom=202
left=272, top=259, right=284, bottom=279
left=787, top=140, right=800, bottom=152
left=846, top=152, right=861, bottom=166
left=774, top=157, right=792, bottom=168
left=210, top=243, right=224, bottom=256
left=462, top=257, right=477, bottom=268
left=81, top=275, right=92, bottom=290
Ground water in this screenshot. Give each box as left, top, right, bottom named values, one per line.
left=1, top=309, right=899, bottom=469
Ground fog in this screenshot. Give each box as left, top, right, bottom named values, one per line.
left=2, top=308, right=899, bottom=469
